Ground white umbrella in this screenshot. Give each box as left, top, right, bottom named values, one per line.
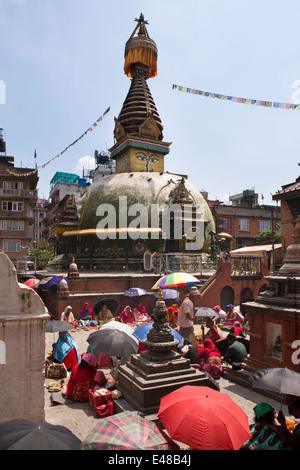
left=100, top=320, right=134, bottom=334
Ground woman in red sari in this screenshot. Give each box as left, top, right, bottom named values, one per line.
left=67, top=353, right=107, bottom=402
left=119, top=306, right=135, bottom=324
left=195, top=339, right=225, bottom=380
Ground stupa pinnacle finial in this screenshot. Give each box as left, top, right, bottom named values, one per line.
left=124, top=13, right=157, bottom=79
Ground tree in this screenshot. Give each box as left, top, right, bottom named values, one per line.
left=28, top=242, right=54, bottom=269
left=255, top=230, right=282, bottom=246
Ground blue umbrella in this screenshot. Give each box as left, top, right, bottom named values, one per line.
left=124, top=288, right=148, bottom=297
left=133, top=323, right=184, bottom=347
left=154, top=289, right=178, bottom=300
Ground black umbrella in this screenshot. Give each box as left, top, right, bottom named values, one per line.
left=194, top=307, right=216, bottom=319
left=93, top=298, right=118, bottom=315
left=0, top=419, right=81, bottom=450
left=45, top=320, right=74, bottom=333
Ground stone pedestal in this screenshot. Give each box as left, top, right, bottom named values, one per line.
left=118, top=289, right=219, bottom=413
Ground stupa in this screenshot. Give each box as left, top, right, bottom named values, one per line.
left=63, top=13, right=215, bottom=270
left=118, top=288, right=219, bottom=413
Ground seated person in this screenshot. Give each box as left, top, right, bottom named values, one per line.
left=133, top=301, right=151, bottom=322
left=60, top=305, right=78, bottom=328
left=212, top=305, right=227, bottom=323
left=119, top=305, right=135, bottom=324
left=53, top=331, right=81, bottom=371
left=195, top=338, right=225, bottom=380
left=98, top=304, right=114, bottom=323
left=67, top=353, right=107, bottom=402
left=224, top=333, right=247, bottom=370
left=80, top=303, right=97, bottom=326
left=240, top=402, right=289, bottom=450
left=201, top=318, right=221, bottom=343
left=225, top=304, right=244, bottom=326
left=277, top=395, right=300, bottom=450
left=180, top=338, right=198, bottom=364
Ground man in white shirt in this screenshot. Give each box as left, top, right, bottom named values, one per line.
left=213, top=305, right=226, bottom=323
left=177, top=291, right=194, bottom=340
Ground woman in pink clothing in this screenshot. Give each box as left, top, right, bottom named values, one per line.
left=133, top=301, right=151, bottom=322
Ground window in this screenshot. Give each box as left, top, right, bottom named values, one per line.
left=2, top=201, right=23, bottom=211
left=239, top=218, right=249, bottom=231
left=3, top=240, right=21, bottom=252
left=2, top=181, right=23, bottom=190
left=216, top=217, right=232, bottom=232
left=258, top=220, right=271, bottom=232
left=0, top=220, right=24, bottom=231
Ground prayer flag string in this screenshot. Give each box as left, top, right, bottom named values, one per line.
left=6, top=107, right=111, bottom=177
left=172, top=85, right=300, bottom=110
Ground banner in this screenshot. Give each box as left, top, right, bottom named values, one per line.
left=6, top=107, right=110, bottom=177
left=172, top=85, right=300, bottom=110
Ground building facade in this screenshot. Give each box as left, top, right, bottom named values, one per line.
left=210, top=189, right=281, bottom=251
left=0, top=156, right=38, bottom=269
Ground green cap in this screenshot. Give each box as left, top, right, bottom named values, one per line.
left=253, top=402, right=274, bottom=420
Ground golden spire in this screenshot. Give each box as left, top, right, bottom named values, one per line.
left=124, top=13, right=158, bottom=79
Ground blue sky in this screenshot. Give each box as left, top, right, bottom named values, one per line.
left=0, top=0, right=299, bottom=205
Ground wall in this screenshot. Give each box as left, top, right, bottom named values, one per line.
left=0, top=251, right=49, bottom=423
left=198, top=257, right=270, bottom=310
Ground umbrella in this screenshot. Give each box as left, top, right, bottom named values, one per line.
left=0, top=419, right=81, bottom=450
left=34, top=276, right=54, bottom=289
left=45, top=320, right=74, bottom=333
left=87, top=326, right=139, bottom=357
left=152, top=272, right=200, bottom=289
left=100, top=320, right=134, bottom=334
left=133, top=323, right=184, bottom=348
left=94, top=298, right=118, bottom=315
left=158, top=385, right=251, bottom=450
left=23, top=278, right=40, bottom=288
left=81, top=411, right=170, bottom=450
left=194, top=307, right=216, bottom=319
left=124, top=287, right=148, bottom=297
left=43, top=276, right=70, bottom=295
left=250, top=367, right=300, bottom=397
left=154, top=289, right=178, bottom=300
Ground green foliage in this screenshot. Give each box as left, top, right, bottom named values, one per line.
left=255, top=230, right=282, bottom=245
left=28, top=242, right=54, bottom=269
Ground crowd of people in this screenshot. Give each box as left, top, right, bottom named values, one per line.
left=45, top=291, right=300, bottom=450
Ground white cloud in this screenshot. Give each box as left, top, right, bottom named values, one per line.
left=73, top=155, right=95, bottom=175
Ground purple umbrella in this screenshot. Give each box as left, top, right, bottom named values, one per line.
left=44, top=276, right=70, bottom=295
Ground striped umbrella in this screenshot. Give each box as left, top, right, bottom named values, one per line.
left=152, top=272, right=200, bottom=289
left=81, top=411, right=170, bottom=450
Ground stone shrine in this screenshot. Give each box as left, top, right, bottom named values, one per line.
left=244, top=215, right=300, bottom=372
left=118, top=289, right=219, bottom=413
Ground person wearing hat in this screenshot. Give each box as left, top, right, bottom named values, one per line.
left=225, top=304, right=244, bottom=326
left=240, top=402, right=289, bottom=450
left=212, top=305, right=226, bottom=324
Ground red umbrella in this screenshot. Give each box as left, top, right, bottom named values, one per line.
left=158, top=386, right=251, bottom=450
left=23, top=278, right=40, bottom=289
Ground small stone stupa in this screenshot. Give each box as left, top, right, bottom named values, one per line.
left=118, top=288, right=219, bottom=413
